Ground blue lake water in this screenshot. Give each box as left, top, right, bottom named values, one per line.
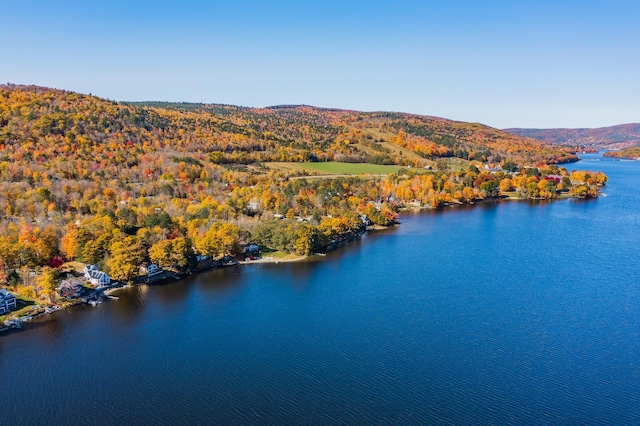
left=2, top=154, right=640, bottom=424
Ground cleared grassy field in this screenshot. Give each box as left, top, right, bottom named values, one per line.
left=265, top=161, right=405, bottom=175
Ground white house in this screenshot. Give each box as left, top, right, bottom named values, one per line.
left=140, top=263, right=162, bottom=276
left=0, top=289, right=17, bottom=315
left=83, top=265, right=111, bottom=288
left=83, top=264, right=99, bottom=280
left=88, top=271, right=110, bottom=287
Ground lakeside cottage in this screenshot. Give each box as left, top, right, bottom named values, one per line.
left=194, top=254, right=215, bottom=271
left=83, top=264, right=111, bottom=288
left=139, top=262, right=170, bottom=283
left=243, top=244, right=260, bottom=255
left=243, top=243, right=261, bottom=261
left=0, top=289, right=17, bottom=315
left=140, top=263, right=163, bottom=277
left=59, top=279, right=85, bottom=299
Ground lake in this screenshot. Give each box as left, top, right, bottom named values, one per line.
left=2, top=154, right=639, bottom=424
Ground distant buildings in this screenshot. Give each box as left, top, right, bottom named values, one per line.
left=545, top=174, right=564, bottom=183
left=483, top=164, right=503, bottom=173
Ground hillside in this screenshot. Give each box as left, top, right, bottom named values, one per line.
left=504, top=123, right=640, bottom=150
left=0, top=84, right=604, bottom=309
left=130, top=101, right=579, bottom=165
left=0, top=84, right=579, bottom=179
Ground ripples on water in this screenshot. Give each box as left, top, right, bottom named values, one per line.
left=2, top=154, right=640, bottom=424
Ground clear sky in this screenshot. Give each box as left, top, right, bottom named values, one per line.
left=1, top=0, right=638, bottom=128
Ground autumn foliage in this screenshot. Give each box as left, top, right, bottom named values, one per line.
left=0, top=85, right=604, bottom=304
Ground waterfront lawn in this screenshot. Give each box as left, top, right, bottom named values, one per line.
left=0, top=298, right=37, bottom=323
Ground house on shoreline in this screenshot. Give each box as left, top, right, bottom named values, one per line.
left=140, top=263, right=163, bottom=277
left=59, top=279, right=86, bottom=299
left=0, top=289, right=17, bottom=315
left=83, top=264, right=111, bottom=288
left=139, top=263, right=172, bottom=283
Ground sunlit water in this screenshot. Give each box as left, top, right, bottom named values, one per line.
left=2, top=154, right=639, bottom=424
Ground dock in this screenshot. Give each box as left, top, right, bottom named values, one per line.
left=1, top=317, right=33, bottom=333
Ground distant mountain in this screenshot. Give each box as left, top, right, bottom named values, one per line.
left=504, top=123, right=640, bottom=150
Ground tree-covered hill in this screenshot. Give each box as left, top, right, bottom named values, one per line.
left=130, top=100, right=580, bottom=165
left=1, top=84, right=604, bottom=310
left=505, top=123, right=640, bottom=150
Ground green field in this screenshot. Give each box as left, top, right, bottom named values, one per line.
left=265, top=161, right=405, bottom=176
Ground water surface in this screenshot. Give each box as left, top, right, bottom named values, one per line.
left=2, top=154, right=639, bottom=424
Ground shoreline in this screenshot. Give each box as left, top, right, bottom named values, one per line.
left=0, top=191, right=602, bottom=334
left=239, top=255, right=307, bottom=264
left=397, top=192, right=596, bottom=213
left=0, top=234, right=364, bottom=333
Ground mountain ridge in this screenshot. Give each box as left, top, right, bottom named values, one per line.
left=504, top=123, right=640, bottom=149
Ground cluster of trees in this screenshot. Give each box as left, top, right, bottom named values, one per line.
left=0, top=85, right=605, bottom=307
left=380, top=164, right=606, bottom=207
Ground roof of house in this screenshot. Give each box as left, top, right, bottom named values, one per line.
left=0, top=288, right=16, bottom=301
left=0, top=288, right=14, bottom=295
left=61, top=279, right=84, bottom=288
left=88, top=270, right=109, bottom=280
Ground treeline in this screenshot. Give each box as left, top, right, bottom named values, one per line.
left=384, top=165, right=606, bottom=205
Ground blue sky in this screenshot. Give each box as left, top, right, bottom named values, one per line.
left=2, top=0, right=638, bottom=128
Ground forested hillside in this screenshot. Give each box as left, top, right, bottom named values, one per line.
left=505, top=123, right=640, bottom=150
left=0, top=84, right=603, bottom=308
left=131, top=101, right=580, bottom=165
